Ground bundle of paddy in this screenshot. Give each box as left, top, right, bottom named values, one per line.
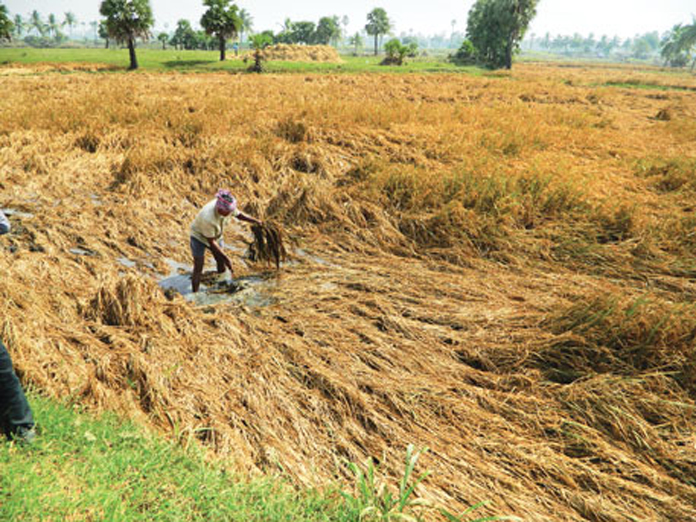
left=247, top=222, right=287, bottom=269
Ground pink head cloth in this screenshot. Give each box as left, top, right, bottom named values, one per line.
left=215, top=189, right=237, bottom=213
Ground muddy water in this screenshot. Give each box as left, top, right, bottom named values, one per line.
left=108, top=246, right=332, bottom=309
left=157, top=258, right=277, bottom=308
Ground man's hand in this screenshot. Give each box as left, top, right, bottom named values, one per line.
left=222, top=253, right=234, bottom=272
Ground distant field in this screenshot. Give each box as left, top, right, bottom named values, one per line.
left=0, top=46, right=471, bottom=74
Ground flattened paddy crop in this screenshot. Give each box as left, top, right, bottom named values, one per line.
left=1, top=62, right=696, bottom=521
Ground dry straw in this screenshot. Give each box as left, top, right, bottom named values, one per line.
left=1, top=62, right=696, bottom=520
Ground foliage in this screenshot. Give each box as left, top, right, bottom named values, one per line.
left=157, top=31, right=168, bottom=49
left=99, top=0, right=153, bottom=45
left=170, top=19, right=196, bottom=50
left=383, top=38, right=409, bottom=66
left=365, top=8, right=391, bottom=55
left=98, top=20, right=109, bottom=47
left=0, top=3, right=13, bottom=41
left=316, top=15, right=341, bottom=46
left=349, top=32, right=364, bottom=55
left=290, top=21, right=317, bottom=44
left=341, top=444, right=432, bottom=521
left=342, top=445, right=513, bottom=522
left=451, top=39, right=477, bottom=65
left=12, top=13, right=22, bottom=38
left=239, top=8, right=253, bottom=44
left=99, top=0, right=153, bottom=70
left=200, top=0, right=241, bottom=61
left=660, top=20, right=696, bottom=69
left=63, top=11, right=76, bottom=36
left=249, top=32, right=273, bottom=73
left=466, top=0, right=539, bottom=69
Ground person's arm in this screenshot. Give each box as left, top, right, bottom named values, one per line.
left=0, top=210, right=10, bottom=235
left=235, top=212, right=262, bottom=226
left=206, top=237, right=233, bottom=270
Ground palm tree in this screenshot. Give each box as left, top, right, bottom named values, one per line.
left=64, top=12, right=77, bottom=39
left=679, top=21, right=696, bottom=71
left=349, top=32, right=363, bottom=56
left=13, top=14, right=23, bottom=38
left=90, top=21, right=98, bottom=43
left=30, top=10, right=45, bottom=37
left=47, top=14, right=59, bottom=38
left=239, top=8, right=252, bottom=47
left=157, top=32, right=168, bottom=49
left=365, top=8, right=391, bottom=56
left=249, top=32, right=272, bottom=72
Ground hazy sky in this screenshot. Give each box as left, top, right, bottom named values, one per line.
left=5, top=0, right=695, bottom=38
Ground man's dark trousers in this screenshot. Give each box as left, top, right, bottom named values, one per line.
left=0, top=339, right=34, bottom=438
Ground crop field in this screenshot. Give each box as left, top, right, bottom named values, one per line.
left=1, top=61, right=696, bottom=520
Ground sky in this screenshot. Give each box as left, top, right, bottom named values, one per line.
left=5, top=0, right=695, bottom=39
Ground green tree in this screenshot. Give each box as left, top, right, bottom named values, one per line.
left=171, top=19, right=196, bottom=50
left=13, top=14, right=23, bottom=38
left=670, top=20, right=696, bottom=71
left=239, top=8, right=252, bottom=46
left=249, top=32, right=272, bottom=73
left=383, top=38, right=408, bottom=65
left=64, top=12, right=77, bottom=38
left=291, top=21, right=316, bottom=44
left=200, top=0, right=241, bottom=61
left=157, top=31, right=168, bottom=49
left=98, top=20, right=110, bottom=48
left=349, top=32, right=363, bottom=55
left=316, top=16, right=341, bottom=46
left=47, top=13, right=59, bottom=38
left=30, top=10, right=45, bottom=37
left=365, top=7, right=391, bottom=55
left=0, top=4, right=13, bottom=41
left=99, top=0, right=154, bottom=70
left=466, top=0, right=539, bottom=69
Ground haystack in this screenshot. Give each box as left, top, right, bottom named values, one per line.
left=243, top=44, right=342, bottom=63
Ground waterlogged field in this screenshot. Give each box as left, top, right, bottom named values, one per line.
left=1, top=62, right=696, bottom=520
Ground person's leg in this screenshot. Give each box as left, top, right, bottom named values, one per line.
left=0, top=339, right=35, bottom=441
left=191, top=256, right=205, bottom=293
left=190, top=236, right=208, bottom=293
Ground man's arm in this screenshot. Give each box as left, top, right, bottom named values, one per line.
left=0, top=210, right=10, bottom=235
left=206, top=237, right=233, bottom=270
left=235, top=212, right=262, bottom=226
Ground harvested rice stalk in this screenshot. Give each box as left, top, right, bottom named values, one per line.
left=248, top=222, right=287, bottom=269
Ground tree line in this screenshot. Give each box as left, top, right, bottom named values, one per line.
left=2, top=1, right=695, bottom=71
left=521, top=28, right=696, bottom=67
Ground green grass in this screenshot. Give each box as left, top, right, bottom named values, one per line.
left=0, top=47, right=477, bottom=74
left=0, top=392, right=353, bottom=522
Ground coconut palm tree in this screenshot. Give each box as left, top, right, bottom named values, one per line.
left=47, top=13, right=59, bottom=38
left=30, top=10, right=45, bottom=36
left=13, top=14, right=23, bottom=38
left=64, top=12, right=77, bottom=39
left=239, top=8, right=252, bottom=47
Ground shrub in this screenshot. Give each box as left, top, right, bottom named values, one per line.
left=382, top=39, right=408, bottom=66
left=451, top=40, right=477, bottom=65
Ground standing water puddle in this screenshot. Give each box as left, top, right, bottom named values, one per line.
left=158, top=258, right=276, bottom=308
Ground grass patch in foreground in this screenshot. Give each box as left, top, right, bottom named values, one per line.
left=0, top=392, right=349, bottom=522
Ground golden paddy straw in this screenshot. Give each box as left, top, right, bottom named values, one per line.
left=1, top=62, right=696, bottom=520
